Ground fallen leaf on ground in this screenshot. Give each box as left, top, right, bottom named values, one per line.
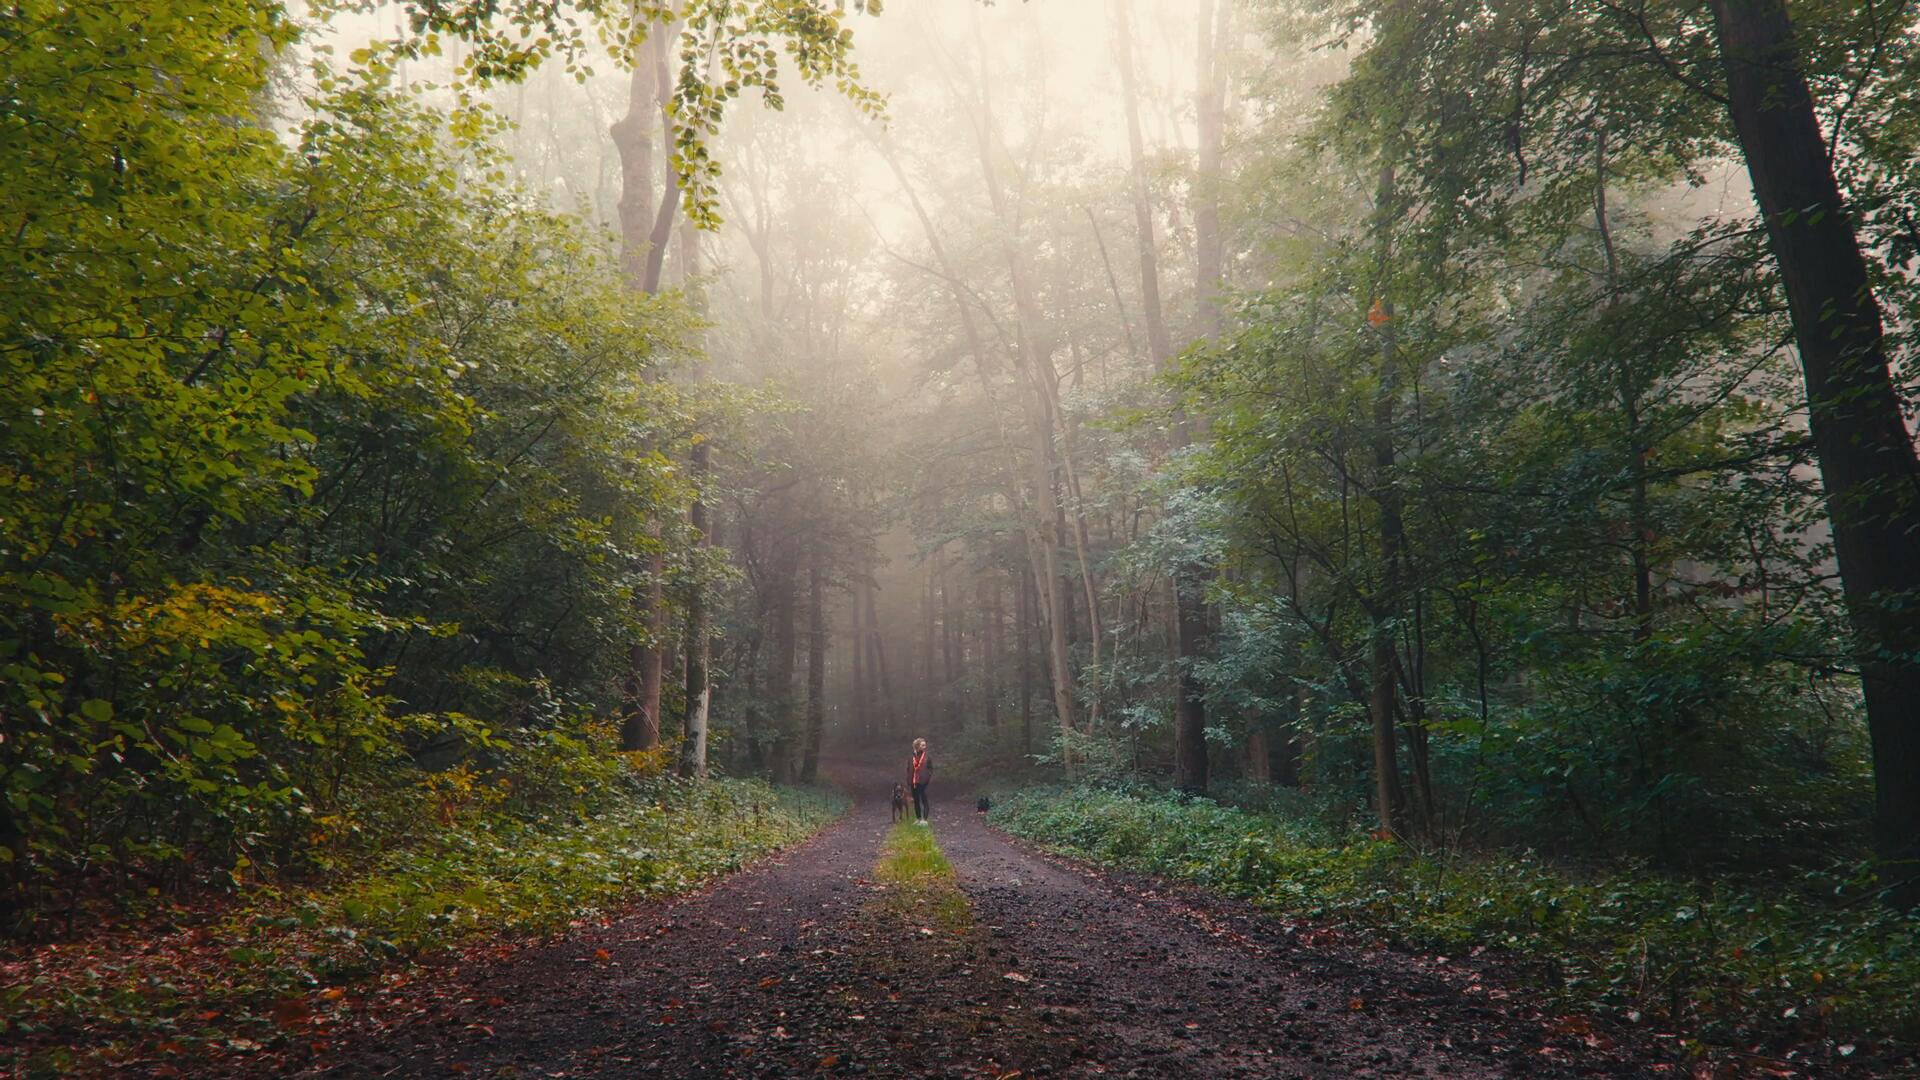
left=273, top=996, right=313, bottom=1027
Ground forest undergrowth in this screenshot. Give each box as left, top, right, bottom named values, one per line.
left=991, top=785, right=1920, bottom=1071
left=0, top=746, right=844, bottom=1078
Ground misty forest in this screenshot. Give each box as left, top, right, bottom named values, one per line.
left=7, top=1, right=1920, bottom=1076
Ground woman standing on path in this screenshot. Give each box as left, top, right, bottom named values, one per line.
left=909, top=738, right=932, bottom=823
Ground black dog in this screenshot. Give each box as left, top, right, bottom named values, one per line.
left=891, top=783, right=908, bottom=822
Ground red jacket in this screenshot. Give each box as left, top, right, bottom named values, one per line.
left=909, top=751, right=931, bottom=786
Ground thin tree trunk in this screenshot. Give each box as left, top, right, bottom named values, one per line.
left=940, top=546, right=960, bottom=728
left=1368, top=164, right=1409, bottom=838
left=678, top=488, right=711, bottom=776
left=985, top=576, right=1003, bottom=734
left=851, top=573, right=870, bottom=739
left=1194, top=0, right=1231, bottom=335
left=1085, top=207, right=1141, bottom=362
left=677, top=208, right=712, bottom=777
left=1116, top=0, right=1207, bottom=793
left=1019, top=567, right=1035, bottom=757
left=1594, top=125, right=1654, bottom=643
left=1032, top=433, right=1080, bottom=757
left=1114, top=0, right=1173, bottom=367
left=740, top=631, right=765, bottom=772
left=801, top=561, right=827, bottom=783
left=922, top=554, right=938, bottom=723
left=1045, top=343, right=1105, bottom=727
left=1246, top=727, right=1271, bottom=784
left=769, top=563, right=800, bottom=783
left=866, top=581, right=893, bottom=737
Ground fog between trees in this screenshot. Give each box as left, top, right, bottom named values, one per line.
left=8, top=0, right=1920, bottom=950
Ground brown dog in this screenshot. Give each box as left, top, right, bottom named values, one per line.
left=890, top=783, right=908, bottom=822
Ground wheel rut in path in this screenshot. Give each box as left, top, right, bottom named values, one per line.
left=308, top=772, right=1672, bottom=1078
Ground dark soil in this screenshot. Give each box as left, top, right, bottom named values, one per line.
left=290, top=766, right=1733, bottom=1079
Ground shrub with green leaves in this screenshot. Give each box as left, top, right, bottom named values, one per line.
left=0, top=769, right=844, bottom=1074
left=1, top=3, right=692, bottom=918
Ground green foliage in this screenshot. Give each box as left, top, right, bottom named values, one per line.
left=315, top=0, right=887, bottom=225
left=322, top=772, right=842, bottom=952
left=1166, top=0, right=1873, bottom=867
left=995, top=785, right=1920, bottom=1058
left=1, top=3, right=696, bottom=914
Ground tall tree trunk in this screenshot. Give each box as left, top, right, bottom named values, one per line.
left=939, top=546, right=960, bottom=728
left=1019, top=567, right=1035, bottom=756
left=1031, top=434, right=1081, bottom=758
left=740, top=630, right=766, bottom=773
left=1116, top=0, right=1208, bottom=793
left=851, top=573, right=870, bottom=738
left=985, top=576, right=1003, bottom=734
left=1245, top=727, right=1272, bottom=784
left=866, top=581, right=893, bottom=737
left=922, top=555, right=938, bottom=724
left=769, top=563, right=800, bottom=783
left=801, top=561, right=827, bottom=783
left=1368, top=165, right=1409, bottom=838
left=1594, top=125, right=1654, bottom=643
left=1044, top=340, right=1106, bottom=726
left=1710, top=0, right=1920, bottom=902
left=1193, top=0, right=1231, bottom=335
left=1114, top=0, right=1173, bottom=367
left=678, top=204, right=712, bottom=777
left=678, top=487, right=711, bottom=776
left=612, top=23, right=684, bottom=752
left=609, top=42, right=657, bottom=289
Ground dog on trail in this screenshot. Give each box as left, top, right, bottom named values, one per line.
left=891, top=783, right=908, bottom=823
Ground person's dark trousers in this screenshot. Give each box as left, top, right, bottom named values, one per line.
left=911, top=782, right=930, bottom=821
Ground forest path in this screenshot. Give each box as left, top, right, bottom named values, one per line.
left=307, top=762, right=1667, bottom=1078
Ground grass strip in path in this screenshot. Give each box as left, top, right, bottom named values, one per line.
left=874, top=821, right=971, bottom=934
left=834, top=819, right=1070, bottom=1076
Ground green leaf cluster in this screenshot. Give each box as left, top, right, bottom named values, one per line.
left=0, top=3, right=697, bottom=912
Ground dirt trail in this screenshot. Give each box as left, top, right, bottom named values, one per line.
left=306, top=765, right=1676, bottom=1078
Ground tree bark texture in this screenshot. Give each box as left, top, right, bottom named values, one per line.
left=1710, top=0, right=1920, bottom=901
